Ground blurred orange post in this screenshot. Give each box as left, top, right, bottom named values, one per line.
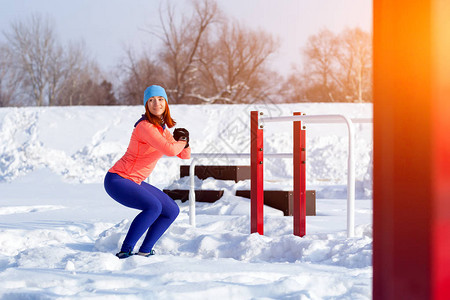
left=373, top=1, right=450, bottom=299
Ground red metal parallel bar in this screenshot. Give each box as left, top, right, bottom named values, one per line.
left=293, top=112, right=306, bottom=237
left=300, top=116, right=306, bottom=236
left=250, top=111, right=264, bottom=235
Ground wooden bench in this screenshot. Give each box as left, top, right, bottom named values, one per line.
left=180, top=165, right=250, bottom=182
left=235, top=190, right=316, bottom=216
left=163, top=189, right=224, bottom=203
left=163, top=165, right=316, bottom=216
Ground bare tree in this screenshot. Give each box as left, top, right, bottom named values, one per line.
left=47, top=42, right=93, bottom=106
left=138, top=0, right=278, bottom=104
left=3, top=14, right=58, bottom=106
left=302, top=29, right=340, bottom=101
left=287, top=27, right=372, bottom=103
left=46, top=42, right=67, bottom=106
left=192, top=22, right=278, bottom=103
left=53, top=42, right=93, bottom=106
left=73, top=79, right=117, bottom=106
left=55, top=59, right=117, bottom=106
left=2, top=14, right=114, bottom=106
left=0, top=43, right=22, bottom=106
left=117, top=49, right=165, bottom=105
left=155, top=0, right=220, bottom=103
left=335, top=28, right=372, bottom=102
left=279, top=71, right=312, bottom=103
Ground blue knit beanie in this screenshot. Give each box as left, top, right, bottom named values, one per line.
left=143, top=85, right=168, bottom=106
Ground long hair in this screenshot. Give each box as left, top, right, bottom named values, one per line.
left=145, top=101, right=176, bottom=128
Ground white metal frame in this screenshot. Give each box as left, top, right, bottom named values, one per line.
left=186, top=115, right=372, bottom=238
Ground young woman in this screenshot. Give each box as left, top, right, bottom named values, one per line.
left=104, top=85, right=190, bottom=259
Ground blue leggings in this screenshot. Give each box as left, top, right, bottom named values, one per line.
left=104, top=172, right=180, bottom=253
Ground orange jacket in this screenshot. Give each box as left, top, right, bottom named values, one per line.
left=109, top=121, right=190, bottom=184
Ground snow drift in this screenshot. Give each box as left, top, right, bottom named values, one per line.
left=0, top=103, right=373, bottom=299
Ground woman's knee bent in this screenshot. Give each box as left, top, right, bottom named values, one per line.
left=168, top=202, right=180, bottom=221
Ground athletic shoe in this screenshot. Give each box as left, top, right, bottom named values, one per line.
left=136, top=250, right=156, bottom=257
left=115, top=251, right=133, bottom=259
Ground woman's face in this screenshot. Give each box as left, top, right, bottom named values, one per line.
left=147, top=96, right=166, bottom=117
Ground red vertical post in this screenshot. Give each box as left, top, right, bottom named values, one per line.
left=293, top=112, right=306, bottom=237
left=251, top=111, right=264, bottom=234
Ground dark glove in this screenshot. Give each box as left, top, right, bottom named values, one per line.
left=173, top=128, right=189, bottom=148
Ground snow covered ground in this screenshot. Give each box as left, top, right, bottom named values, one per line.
left=0, top=103, right=373, bottom=299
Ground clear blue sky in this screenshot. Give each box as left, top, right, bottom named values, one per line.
left=0, top=0, right=372, bottom=75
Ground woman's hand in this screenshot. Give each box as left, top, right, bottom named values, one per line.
left=173, top=128, right=190, bottom=148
